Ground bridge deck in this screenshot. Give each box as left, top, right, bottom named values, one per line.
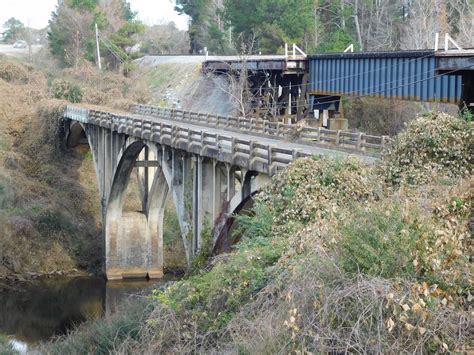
left=129, top=112, right=373, bottom=162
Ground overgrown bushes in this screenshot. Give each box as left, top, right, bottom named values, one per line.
left=0, top=58, right=30, bottom=84
left=261, top=156, right=377, bottom=226
left=380, top=111, right=472, bottom=185
left=44, top=297, right=153, bottom=355
left=51, top=79, right=83, bottom=103
left=225, top=256, right=470, bottom=354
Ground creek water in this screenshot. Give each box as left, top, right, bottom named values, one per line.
left=0, top=275, right=175, bottom=352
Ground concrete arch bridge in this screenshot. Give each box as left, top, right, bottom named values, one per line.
left=63, top=104, right=383, bottom=280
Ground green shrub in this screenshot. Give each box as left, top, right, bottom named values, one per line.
left=459, top=104, right=473, bottom=122
left=51, top=79, right=83, bottom=103
left=380, top=111, right=472, bottom=185
left=233, top=202, right=274, bottom=240
left=335, top=182, right=471, bottom=293
left=33, top=209, right=74, bottom=238
left=261, top=156, right=377, bottom=226
left=339, top=202, right=423, bottom=278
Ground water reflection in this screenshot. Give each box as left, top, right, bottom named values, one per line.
left=0, top=276, right=173, bottom=345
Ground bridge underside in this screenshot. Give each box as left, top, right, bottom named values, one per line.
left=67, top=121, right=268, bottom=280
left=203, top=57, right=308, bottom=121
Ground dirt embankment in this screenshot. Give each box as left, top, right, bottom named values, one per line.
left=0, top=56, right=150, bottom=280
left=136, top=59, right=235, bottom=116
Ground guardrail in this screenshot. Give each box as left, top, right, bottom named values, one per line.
left=130, top=104, right=391, bottom=155
left=63, top=105, right=313, bottom=176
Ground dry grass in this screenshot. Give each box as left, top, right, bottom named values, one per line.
left=0, top=57, right=105, bottom=278
left=0, top=55, right=160, bottom=278
left=223, top=255, right=470, bottom=354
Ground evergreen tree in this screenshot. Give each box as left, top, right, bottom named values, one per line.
left=2, top=18, right=25, bottom=44
left=223, top=0, right=314, bottom=53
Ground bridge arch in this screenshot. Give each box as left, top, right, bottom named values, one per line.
left=105, top=140, right=171, bottom=279
left=213, top=168, right=270, bottom=253
left=105, top=139, right=192, bottom=279
left=66, top=121, right=88, bottom=148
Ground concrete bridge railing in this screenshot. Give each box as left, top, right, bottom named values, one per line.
left=68, top=105, right=313, bottom=176
left=131, top=104, right=392, bottom=155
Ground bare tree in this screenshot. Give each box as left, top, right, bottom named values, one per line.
left=447, top=0, right=474, bottom=48
left=351, top=0, right=400, bottom=51
left=400, top=0, right=448, bottom=49
left=141, top=22, right=189, bottom=55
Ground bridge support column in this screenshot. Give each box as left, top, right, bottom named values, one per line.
left=189, top=157, right=230, bottom=256
left=225, top=163, right=236, bottom=201
left=105, top=140, right=167, bottom=280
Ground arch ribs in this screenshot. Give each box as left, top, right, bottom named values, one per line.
left=66, top=117, right=267, bottom=280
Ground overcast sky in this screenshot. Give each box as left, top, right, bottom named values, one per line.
left=0, top=0, right=189, bottom=30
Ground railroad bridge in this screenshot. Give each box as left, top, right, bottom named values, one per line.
left=203, top=49, right=474, bottom=129
left=63, top=104, right=383, bottom=280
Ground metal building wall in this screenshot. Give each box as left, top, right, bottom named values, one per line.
left=308, top=51, right=462, bottom=103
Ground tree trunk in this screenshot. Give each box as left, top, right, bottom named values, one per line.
left=353, top=0, right=363, bottom=51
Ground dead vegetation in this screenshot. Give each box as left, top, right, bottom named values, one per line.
left=0, top=56, right=153, bottom=279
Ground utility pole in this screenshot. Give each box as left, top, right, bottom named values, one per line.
left=95, top=23, right=102, bottom=70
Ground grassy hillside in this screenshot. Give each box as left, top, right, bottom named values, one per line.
left=44, top=111, right=472, bottom=353
left=0, top=56, right=150, bottom=279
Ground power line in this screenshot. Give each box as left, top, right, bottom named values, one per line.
left=131, top=52, right=441, bottom=109
left=288, top=58, right=474, bottom=109
left=208, top=51, right=437, bottom=92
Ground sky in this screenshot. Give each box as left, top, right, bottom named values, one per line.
left=0, top=0, right=189, bottom=30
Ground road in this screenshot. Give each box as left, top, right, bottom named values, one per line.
left=135, top=55, right=287, bottom=66
left=0, top=44, right=43, bottom=57
left=129, top=111, right=376, bottom=164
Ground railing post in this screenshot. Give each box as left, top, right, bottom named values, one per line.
left=336, top=130, right=341, bottom=146
left=277, top=122, right=281, bottom=136
left=249, top=140, right=255, bottom=161
left=267, top=145, right=273, bottom=167
left=381, top=135, right=387, bottom=150
left=356, top=132, right=363, bottom=150
left=231, top=137, right=236, bottom=159
left=187, top=128, right=191, bottom=148
left=292, top=149, right=301, bottom=160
